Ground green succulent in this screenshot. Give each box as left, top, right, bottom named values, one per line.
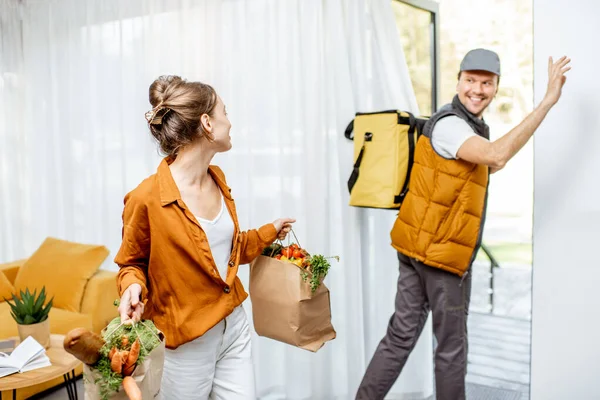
left=4, top=287, right=54, bottom=325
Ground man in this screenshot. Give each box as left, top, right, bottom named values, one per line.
left=356, top=49, right=571, bottom=400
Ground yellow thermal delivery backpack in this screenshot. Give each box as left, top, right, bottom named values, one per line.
left=345, top=110, right=427, bottom=209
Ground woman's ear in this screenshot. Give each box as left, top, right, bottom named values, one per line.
left=200, top=114, right=212, bottom=134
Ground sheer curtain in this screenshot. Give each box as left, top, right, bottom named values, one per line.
left=0, top=0, right=433, bottom=398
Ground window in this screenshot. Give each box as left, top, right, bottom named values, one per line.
left=391, top=0, right=439, bottom=115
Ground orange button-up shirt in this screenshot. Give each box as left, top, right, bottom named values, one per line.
left=114, top=158, right=277, bottom=349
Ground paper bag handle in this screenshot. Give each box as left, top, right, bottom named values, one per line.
left=289, top=228, right=302, bottom=249
left=275, top=227, right=302, bottom=249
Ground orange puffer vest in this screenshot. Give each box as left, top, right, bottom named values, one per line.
left=390, top=96, right=490, bottom=277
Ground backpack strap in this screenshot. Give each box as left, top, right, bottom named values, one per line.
left=394, top=112, right=417, bottom=204
left=347, top=131, right=372, bottom=193
left=344, top=119, right=354, bottom=140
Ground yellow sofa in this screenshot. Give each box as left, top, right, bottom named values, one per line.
left=0, top=258, right=119, bottom=400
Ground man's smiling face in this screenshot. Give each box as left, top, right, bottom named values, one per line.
left=456, top=70, right=499, bottom=117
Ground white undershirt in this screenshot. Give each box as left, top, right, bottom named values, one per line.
left=196, top=195, right=234, bottom=281
left=430, top=115, right=480, bottom=159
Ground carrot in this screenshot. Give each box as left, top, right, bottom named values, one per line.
left=63, top=328, right=105, bottom=365
left=122, top=376, right=142, bottom=400
left=120, top=350, right=130, bottom=365
left=129, top=339, right=141, bottom=363
left=110, top=351, right=123, bottom=374
left=122, top=335, right=129, bottom=348
left=122, top=339, right=140, bottom=376
left=108, top=347, right=117, bottom=361
left=122, top=363, right=135, bottom=377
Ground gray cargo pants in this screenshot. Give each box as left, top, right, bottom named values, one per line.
left=356, top=252, right=472, bottom=400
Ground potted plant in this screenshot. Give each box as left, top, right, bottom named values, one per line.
left=5, top=287, right=53, bottom=349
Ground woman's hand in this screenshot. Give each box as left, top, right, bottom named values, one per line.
left=273, top=218, right=296, bottom=240
left=118, top=283, right=144, bottom=324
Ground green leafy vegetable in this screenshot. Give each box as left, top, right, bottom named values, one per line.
left=261, top=243, right=283, bottom=257
left=93, top=317, right=162, bottom=400
left=302, top=255, right=340, bottom=293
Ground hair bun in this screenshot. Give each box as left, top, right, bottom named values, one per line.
left=146, top=75, right=218, bottom=156
left=149, top=75, right=184, bottom=108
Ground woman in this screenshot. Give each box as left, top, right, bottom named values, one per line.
left=115, top=75, right=294, bottom=399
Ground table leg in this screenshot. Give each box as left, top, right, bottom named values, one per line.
left=63, top=369, right=78, bottom=400
left=72, top=370, right=79, bottom=400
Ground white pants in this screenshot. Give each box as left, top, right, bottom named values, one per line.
left=161, top=306, right=256, bottom=400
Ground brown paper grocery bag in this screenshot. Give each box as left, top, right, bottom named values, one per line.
left=83, top=334, right=165, bottom=399
left=249, top=255, right=336, bottom=352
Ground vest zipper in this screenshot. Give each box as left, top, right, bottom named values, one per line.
left=459, top=270, right=469, bottom=287
left=467, top=172, right=490, bottom=269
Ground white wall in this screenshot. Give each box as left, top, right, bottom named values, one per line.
left=532, top=1, right=600, bottom=398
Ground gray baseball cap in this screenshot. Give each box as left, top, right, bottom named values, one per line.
left=460, top=48, right=501, bottom=76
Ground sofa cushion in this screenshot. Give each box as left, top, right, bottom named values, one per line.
left=0, top=302, right=93, bottom=339
left=13, top=237, right=109, bottom=312
left=0, top=272, right=15, bottom=303
left=0, top=258, right=25, bottom=284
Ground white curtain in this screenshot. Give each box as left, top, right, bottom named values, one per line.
left=0, top=0, right=433, bottom=398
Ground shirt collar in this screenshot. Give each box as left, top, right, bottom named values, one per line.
left=157, top=156, right=233, bottom=207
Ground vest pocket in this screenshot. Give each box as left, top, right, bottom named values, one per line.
left=435, top=201, right=463, bottom=244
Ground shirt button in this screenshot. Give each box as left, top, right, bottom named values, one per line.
left=223, top=286, right=230, bottom=294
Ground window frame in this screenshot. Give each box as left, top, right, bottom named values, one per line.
left=394, top=0, right=440, bottom=113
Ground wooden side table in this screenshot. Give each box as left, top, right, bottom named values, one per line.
left=0, top=334, right=81, bottom=400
